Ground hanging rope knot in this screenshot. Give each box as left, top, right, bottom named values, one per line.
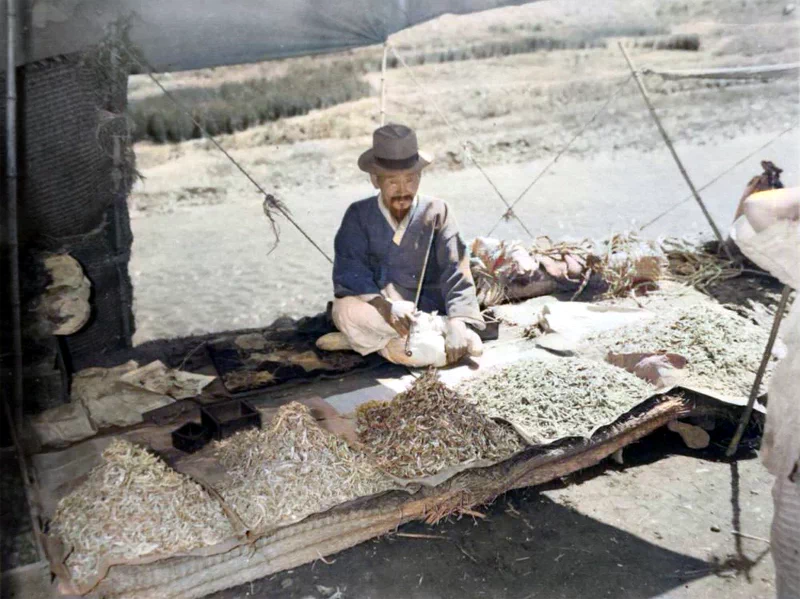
left=263, top=193, right=280, bottom=211
left=502, top=208, right=515, bottom=222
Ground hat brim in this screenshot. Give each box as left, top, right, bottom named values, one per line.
left=358, top=148, right=433, bottom=175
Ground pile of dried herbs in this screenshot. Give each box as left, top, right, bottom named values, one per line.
left=51, top=439, right=233, bottom=588
left=586, top=303, right=773, bottom=398
left=457, top=357, right=654, bottom=444
left=356, top=370, right=523, bottom=479
left=661, top=238, right=743, bottom=292
left=215, top=402, right=395, bottom=531
left=597, top=233, right=665, bottom=298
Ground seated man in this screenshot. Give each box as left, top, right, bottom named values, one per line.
left=316, top=123, right=485, bottom=366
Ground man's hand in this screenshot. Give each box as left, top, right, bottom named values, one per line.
left=370, top=297, right=416, bottom=336
left=444, top=318, right=471, bottom=364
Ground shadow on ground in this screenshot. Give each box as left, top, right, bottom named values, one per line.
left=211, top=490, right=709, bottom=599
left=210, top=417, right=768, bottom=599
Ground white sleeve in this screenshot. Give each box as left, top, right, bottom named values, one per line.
left=731, top=216, right=800, bottom=289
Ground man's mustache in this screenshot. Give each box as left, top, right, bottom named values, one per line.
left=391, top=195, right=413, bottom=203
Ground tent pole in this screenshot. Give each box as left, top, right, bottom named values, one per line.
left=617, top=42, right=734, bottom=261
left=726, top=285, right=793, bottom=457
left=5, top=0, right=24, bottom=444
left=380, top=42, right=388, bottom=125
left=5, top=0, right=46, bottom=563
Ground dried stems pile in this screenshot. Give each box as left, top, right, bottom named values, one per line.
left=662, top=239, right=743, bottom=292
left=596, top=234, right=664, bottom=298
left=587, top=304, right=773, bottom=397
left=356, top=370, right=523, bottom=479
left=471, top=233, right=666, bottom=306
left=527, top=233, right=664, bottom=299
left=458, top=357, right=654, bottom=444
left=51, top=440, right=233, bottom=587
left=215, top=402, right=395, bottom=531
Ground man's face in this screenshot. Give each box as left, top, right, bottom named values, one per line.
left=372, top=171, right=421, bottom=223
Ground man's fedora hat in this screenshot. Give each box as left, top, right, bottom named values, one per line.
left=358, top=123, right=433, bottom=175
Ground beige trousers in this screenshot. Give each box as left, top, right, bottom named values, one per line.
left=331, top=296, right=455, bottom=367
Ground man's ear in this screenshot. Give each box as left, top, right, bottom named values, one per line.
left=370, top=174, right=380, bottom=189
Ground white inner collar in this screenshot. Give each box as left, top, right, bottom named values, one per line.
left=376, top=193, right=418, bottom=245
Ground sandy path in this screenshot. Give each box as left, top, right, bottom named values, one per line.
left=130, top=131, right=798, bottom=343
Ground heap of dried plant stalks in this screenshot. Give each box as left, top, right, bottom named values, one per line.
left=458, top=357, right=654, bottom=444
left=661, top=239, right=744, bottom=292
left=587, top=303, right=773, bottom=397
left=525, top=233, right=665, bottom=300
left=596, top=234, right=665, bottom=298
left=471, top=233, right=666, bottom=306
left=215, top=402, right=395, bottom=531
left=474, top=233, right=763, bottom=306
left=51, top=440, right=233, bottom=588
left=356, top=370, right=523, bottom=479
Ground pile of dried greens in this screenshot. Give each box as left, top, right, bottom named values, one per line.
left=357, top=370, right=523, bottom=479
left=587, top=303, right=773, bottom=397
left=216, top=402, right=396, bottom=531
left=458, top=357, right=654, bottom=444
left=52, top=440, right=233, bottom=587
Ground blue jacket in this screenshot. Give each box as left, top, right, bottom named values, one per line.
left=333, top=195, right=484, bottom=327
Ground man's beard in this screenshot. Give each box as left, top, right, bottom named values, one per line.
left=390, top=195, right=413, bottom=221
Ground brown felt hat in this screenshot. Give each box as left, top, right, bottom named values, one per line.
left=358, top=123, right=433, bottom=175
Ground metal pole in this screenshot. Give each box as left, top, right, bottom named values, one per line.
left=6, top=0, right=24, bottom=443
left=726, top=285, right=793, bottom=457
left=4, top=0, right=45, bottom=563
left=617, top=42, right=734, bottom=261
left=2, top=396, right=46, bottom=561
left=380, top=42, right=388, bottom=126
left=112, top=136, right=133, bottom=346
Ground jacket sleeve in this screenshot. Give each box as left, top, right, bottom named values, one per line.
left=333, top=203, right=381, bottom=297
left=433, top=202, right=485, bottom=329
left=731, top=217, right=800, bottom=290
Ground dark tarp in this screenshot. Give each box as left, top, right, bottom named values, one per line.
left=3, top=0, right=535, bottom=72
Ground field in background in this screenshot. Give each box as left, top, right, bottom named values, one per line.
left=128, top=0, right=800, bottom=344
left=129, top=24, right=699, bottom=143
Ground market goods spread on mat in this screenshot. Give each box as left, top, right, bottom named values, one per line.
left=51, top=440, right=234, bottom=589
left=356, top=370, right=524, bottom=480
left=214, top=402, right=398, bottom=531
left=44, top=298, right=777, bottom=591
left=457, top=356, right=656, bottom=444
left=585, top=303, right=774, bottom=399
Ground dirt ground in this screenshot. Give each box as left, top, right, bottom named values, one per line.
left=127, top=0, right=799, bottom=344
left=209, top=426, right=777, bottom=599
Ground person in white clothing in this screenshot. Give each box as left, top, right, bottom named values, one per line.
left=731, top=186, right=800, bottom=599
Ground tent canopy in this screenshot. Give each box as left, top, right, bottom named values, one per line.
left=4, top=0, right=533, bottom=72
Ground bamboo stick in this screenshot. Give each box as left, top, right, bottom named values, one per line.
left=617, top=43, right=734, bottom=261
left=726, top=285, right=793, bottom=456
left=380, top=42, right=388, bottom=126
